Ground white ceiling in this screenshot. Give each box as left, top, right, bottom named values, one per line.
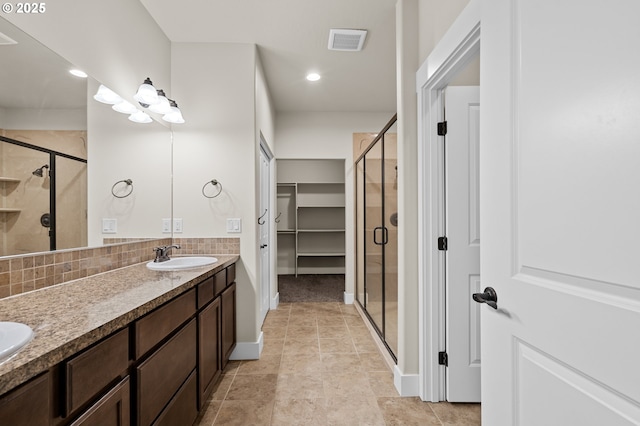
left=139, top=0, right=398, bottom=113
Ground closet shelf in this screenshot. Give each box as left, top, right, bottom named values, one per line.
left=297, top=229, right=345, bottom=233
left=297, top=252, right=346, bottom=257
left=277, top=229, right=296, bottom=234
left=276, top=159, right=346, bottom=276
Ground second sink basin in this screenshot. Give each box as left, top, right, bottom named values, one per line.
left=0, top=322, right=33, bottom=363
left=147, top=256, right=218, bottom=271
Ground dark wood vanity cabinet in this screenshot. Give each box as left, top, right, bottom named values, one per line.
left=0, top=262, right=237, bottom=426
left=0, top=371, right=51, bottom=425
left=69, top=377, right=130, bottom=426
left=221, top=282, right=237, bottom=369
left=198, top=296, right=221, bottom=408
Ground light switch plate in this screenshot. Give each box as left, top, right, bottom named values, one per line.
left=173, top=218, right=183, bottom=233
left=102, top=218, right=117, bottom=234
left=162, top=218, right=171, bottom=233
left=227, top=218, right=241, bottom=233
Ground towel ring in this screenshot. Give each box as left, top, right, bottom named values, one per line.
left=202, top=179, right=223, bottom=198
left=111, top=179, right=133, bottom=198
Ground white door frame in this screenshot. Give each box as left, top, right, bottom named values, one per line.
left=416, top=0, right=480, bottom=402
left=259, top=136, right=274, bottom=324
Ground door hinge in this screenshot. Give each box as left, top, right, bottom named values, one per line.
left=438, top=236, right=448, bottom=251
left=438, top=351, right=448, bottom=367
left=437, top=121, right=447, bottom=136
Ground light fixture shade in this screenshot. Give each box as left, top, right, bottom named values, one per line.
left=128, top=110, right=153, bottom=124
left=133, top=78, right=159, bottom=106
left=112, top=100, right=138, bottom=114
left=93, top=85, right=122, bottom=104
left=162, top=100, right=185, bottom=124
left=149, top=89, right=172, bottom=114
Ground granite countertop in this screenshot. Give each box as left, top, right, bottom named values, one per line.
left=0, top=254, right=239, bottom=396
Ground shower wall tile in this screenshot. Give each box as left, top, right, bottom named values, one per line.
left=0, top=237, right=240, bottom=299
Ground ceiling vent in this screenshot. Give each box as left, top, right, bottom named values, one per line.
left=0, top=31, right=17, bottom=46
left=328, top=29, right=367, bottom=52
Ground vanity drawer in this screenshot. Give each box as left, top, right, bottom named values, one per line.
left=197, top=276, right=215, bottom=309
left=69, top=376, right=130, bottom=426
left=65, top=328, right=129, bottom=416
left=226, top=263, right=236, bottom=284
left=0, top=371, right=50, bottom=425
left=136, top=319, right=196, bottom=426
left=134, top=289, right=196, bottom=359
left=213, top=268, right=227, bottom=296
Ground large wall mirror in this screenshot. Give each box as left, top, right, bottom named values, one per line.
left=0, top=17, right=171, bottom=257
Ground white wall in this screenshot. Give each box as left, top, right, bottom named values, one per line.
left=87, top=79, right=172, bottom=246
left=275, top=111, right=394, bottom=299
left=171, top=42, right=275, bottom=350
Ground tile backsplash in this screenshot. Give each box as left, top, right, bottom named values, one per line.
left=0, top=237, right=239, bottom=299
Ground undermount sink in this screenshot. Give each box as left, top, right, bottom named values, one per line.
left=0, top=322, right=33, bottom=363
left=146, top=256, right=218, bottom=271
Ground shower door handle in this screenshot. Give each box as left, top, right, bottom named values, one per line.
left=373, top=226, right=388, bottom=245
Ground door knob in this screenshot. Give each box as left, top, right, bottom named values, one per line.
left=472, top=287, right=498, bottom=309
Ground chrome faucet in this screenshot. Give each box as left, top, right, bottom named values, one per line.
left=153, top=244, right=181, bottom=262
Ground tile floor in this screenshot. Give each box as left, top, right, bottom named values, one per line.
left=195, top=302, right=481, bottom=425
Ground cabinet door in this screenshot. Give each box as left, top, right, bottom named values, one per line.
left=198, top=297, right=221, bottom=408
left=220, top=282, right=236, bottom=368
left=137, top=319, right=197, bottom=426
left=0, top=372, right=50, bottom=425
left=70, top=377, right=130, bottom=426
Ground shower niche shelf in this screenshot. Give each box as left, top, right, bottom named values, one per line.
left=0, top=208, right=21, bottom=213
left=276, top=160, right=345, bottom=276
left=0, top=177, right=21, bottom=183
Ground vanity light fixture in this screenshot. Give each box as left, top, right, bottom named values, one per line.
left=133, top=77, right=159, bottom=107
left=128, top=110, right=153, bottom=124
left=162, top=99, right=185, bottom=124
left=69, top=69, right=88, bottom=78
left=149, top=89, right=172, bottom=114
left=93, top=84, right=122, bottom=104
left=306, top=72, right=321, bottom=82
left=112, top=100, right=138, bottom=114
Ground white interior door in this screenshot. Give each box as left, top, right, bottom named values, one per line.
left=481, top=1, right=640, bottom=424
left=259, top=145, right=271, bottom=324
left=445, top=86, right=481, bottom=402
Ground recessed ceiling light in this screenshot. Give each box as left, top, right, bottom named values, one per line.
left=69, top=69, right=88, bottom=78
left=306, top=73, right=321, bottom=82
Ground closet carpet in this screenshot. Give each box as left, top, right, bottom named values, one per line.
left=278, top=275, right=344, bottom=303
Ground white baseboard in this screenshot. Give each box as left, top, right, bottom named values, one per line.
left=343, top=292, right=354, bottom=304
left=394, top=365, right=420, bottom=397
left=270, top=292, right=279, bottom=309
left=229, top=331, right=264, bottom=360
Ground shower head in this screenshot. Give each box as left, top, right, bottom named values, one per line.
left=32, top=164, right=49, bottom=177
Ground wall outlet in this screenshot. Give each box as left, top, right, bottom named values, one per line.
left=102, top=218, right=117, bottom=234
left=227, top=218, right=241, bottom=233
left=162, top=218, right=171, bottom=233
left=173, top=218, right=183, bottom=233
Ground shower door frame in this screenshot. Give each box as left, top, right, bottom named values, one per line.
left=0, top=135, right=87, bottom=251
left=355, top=114, right=398, bottom=361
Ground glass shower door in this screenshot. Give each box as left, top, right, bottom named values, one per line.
left=364, top=141, right=384, bottom=334
left=355, top=115, right=398, bottom=360
left=383, top=123, right=398, bottom=355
